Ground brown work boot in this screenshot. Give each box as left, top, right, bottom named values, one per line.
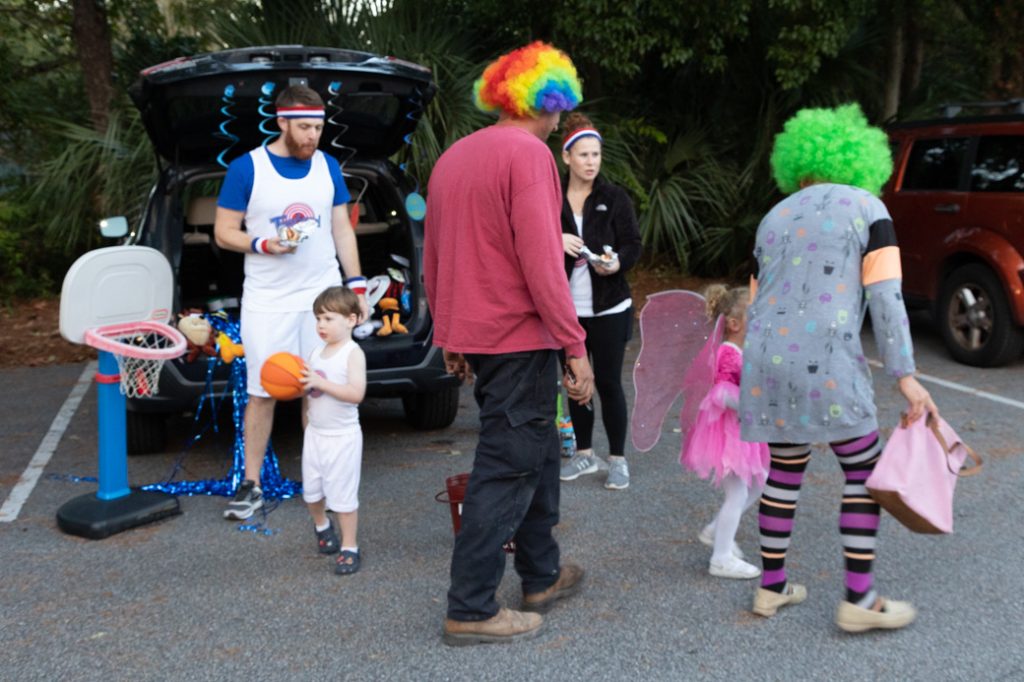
left=442, top=608, right=544, bottom=647
left=521, top=563, right=585, bottom=613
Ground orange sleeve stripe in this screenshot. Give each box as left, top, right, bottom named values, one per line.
left=749, top=275, right=758, bottom=302
left=862, top=245, right=902, bottom=286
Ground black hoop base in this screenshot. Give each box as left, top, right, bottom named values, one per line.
left=56, top=489, right=180, bottom=540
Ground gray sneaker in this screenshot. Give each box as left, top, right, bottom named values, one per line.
left=223, top=480, right=264, bottom=520
left=560, top=452, right=601, bottom=481
left=604, top=458, right=630, bottom=490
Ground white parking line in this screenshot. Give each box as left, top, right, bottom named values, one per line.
left=868, top=359, right=1024, bottom=411
left=0, top=361, right=96, bottom=523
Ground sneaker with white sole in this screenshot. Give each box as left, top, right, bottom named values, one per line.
left=223, top=480, right=263, bottom=520
left=560, top=452, right=601, bottom=481
left=697, top=526, right=745, bottom=560
left=604, top=458, right=630, bottom=490
left=709, top=556, right=761, bottom=579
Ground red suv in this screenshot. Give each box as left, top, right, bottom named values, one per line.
left=884, top=102, right=1024, bottom=366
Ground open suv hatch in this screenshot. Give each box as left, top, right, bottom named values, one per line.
left=118, top=45, right=459, bottom=452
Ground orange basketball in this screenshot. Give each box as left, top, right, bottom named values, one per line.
left=260, top=352, right=306, bottom=401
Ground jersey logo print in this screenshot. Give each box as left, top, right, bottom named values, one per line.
left=271, top=202, right=321, bottom=231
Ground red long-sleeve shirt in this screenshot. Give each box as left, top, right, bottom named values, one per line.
left=424, top=125, right=586, bottom=358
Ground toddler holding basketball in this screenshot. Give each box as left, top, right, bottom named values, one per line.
left=299, top=285, right=367, bottom=575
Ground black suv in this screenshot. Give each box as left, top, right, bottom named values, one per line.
left=113, top=45, right=459, bottom=452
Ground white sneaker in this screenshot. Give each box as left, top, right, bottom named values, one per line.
left=709, top=556, right=761, bottom=580
left=697, top=526, right=745, bottom=560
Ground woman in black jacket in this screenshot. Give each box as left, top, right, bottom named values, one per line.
left=558, top=113, right=643, bottom=490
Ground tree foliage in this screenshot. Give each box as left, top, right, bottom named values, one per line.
left=3, top=0, right=1024, bottom=300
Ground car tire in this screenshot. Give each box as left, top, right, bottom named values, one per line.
left=127, top=411, right=168, bottom=455
left=938, top=264, right=1024, bottom=367
left=402, top=385, right=460, bottom=430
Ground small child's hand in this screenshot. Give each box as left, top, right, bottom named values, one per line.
left=299, top=366, right=324, bottom=392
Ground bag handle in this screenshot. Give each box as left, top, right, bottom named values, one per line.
left=901, top=412, right=983, bottom=477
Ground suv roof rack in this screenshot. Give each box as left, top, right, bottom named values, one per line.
left=939, top=99, right=1024, bottom=118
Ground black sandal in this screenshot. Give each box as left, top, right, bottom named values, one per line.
left=315, top=523, right=340, bottom=555
left=335, top=549, right=361, bottom=575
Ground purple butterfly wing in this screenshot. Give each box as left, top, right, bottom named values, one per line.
left=631, top=290, right=714, bottom=452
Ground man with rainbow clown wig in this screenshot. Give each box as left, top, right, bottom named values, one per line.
left=424, top=42, right=595, bottom=646
left=215, top=85, right=368, bottom=523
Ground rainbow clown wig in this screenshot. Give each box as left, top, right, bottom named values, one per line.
left=770, top=103, right=893, bottom=196
left=473, top=41, right=582, bottom=118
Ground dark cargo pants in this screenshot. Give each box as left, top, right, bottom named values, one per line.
left=446, top=350, right=561, bottom=621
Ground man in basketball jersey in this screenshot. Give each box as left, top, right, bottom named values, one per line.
left=214, top=84, right=368, bottom=521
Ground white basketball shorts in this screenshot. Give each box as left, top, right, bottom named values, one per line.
left=301, top=425, right=362, bottom=513
left=240, top=308, right=319, bottom=398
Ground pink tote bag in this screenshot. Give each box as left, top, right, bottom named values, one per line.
left=866, top=413, right=982, bottom=534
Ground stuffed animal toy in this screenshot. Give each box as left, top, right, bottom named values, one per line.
left=217, top=331, right=245, bottom=363
left=177, top=311, right=217, bottom=362
left=377, top=297, right=408, bottom=336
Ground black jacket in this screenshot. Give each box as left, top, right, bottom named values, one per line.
left=561, top=174, right=643, bottom=314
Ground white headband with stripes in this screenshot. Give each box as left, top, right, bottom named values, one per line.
left=277, top=106, right=325, bottom=119
left=562, top=128, right=602, bottom=151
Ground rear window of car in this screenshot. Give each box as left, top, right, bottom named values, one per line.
left=970, top=135, right=1024, bottom=192
left=900, top=137, right=969, bottom=191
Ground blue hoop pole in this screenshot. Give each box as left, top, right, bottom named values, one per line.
left=96, top=350, right=130, bottom=500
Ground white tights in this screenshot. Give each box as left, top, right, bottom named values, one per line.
left=709, top=474, right=764, bottom=563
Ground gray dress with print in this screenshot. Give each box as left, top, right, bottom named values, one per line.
left=739, top=183, right=916, bottom=444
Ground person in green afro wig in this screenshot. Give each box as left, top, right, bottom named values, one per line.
left=742, top=103, right=939, bottom=634
left=770, top=103, right=893, bottom=196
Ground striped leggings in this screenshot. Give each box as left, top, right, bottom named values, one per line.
left=759, top=432, right=882, bottom=608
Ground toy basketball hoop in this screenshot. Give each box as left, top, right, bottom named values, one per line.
left=83, top=321, right=186, bottom=398
left=56, top=245, right=183, bottom=539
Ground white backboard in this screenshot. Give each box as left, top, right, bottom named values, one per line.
left=59, top=246, right=175, bottom=344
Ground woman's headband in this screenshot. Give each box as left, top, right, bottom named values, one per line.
left=562, top=128, right=602, bottom=152
left=277, top=105, right=325, bottom=119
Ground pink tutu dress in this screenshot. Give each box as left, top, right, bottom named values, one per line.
left=681, top=342, right=769, bottom=488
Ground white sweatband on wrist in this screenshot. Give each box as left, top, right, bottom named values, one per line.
left=344, top=276, right=367, bottom=295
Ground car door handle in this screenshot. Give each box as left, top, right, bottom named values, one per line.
left=934, top=203, right=960, bottom=214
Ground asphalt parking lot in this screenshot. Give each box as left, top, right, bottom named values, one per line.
left=1, top=317, right=1022, bottom=681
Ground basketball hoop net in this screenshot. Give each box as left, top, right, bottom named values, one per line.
left=84, top=321, right=187, bottom=398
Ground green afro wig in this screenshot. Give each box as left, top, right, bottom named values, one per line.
left=770, top=103, right=893, bottom=196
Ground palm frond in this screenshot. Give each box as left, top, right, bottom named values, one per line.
left=29, top=110, right=155, bottom=251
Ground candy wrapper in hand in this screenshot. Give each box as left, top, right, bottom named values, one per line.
left=276, top=218, right=318, bottom=247
left=579, top=244, right=619, bottom=268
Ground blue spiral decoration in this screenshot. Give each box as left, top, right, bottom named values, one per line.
left=214, top=84, right=240, bottom=169
left=258, top=81, right=278, bottom=148
left=398, top=87, right=426, bottom=194
left=325, top=81, right=357, bottom=169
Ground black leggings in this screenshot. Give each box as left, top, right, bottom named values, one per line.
left=568, top=307, right=632, bottom=456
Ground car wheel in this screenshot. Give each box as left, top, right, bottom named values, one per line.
left=127, top=411, right=168, bottom=455
left=402, top=385, right=460, bottom=430
left=939, top=264, right=1024, bottom=367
